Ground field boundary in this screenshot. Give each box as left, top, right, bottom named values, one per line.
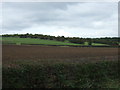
left=4, top=43, right=119, bottom=48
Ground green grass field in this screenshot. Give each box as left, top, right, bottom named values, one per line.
left=2, top=37, right=81, bottom=46
left=2, top=37, right=108, bottom=46
left=84, top=42, right=108, bottom=46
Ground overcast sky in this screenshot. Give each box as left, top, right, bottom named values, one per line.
left=2, top=2, right=118, bottom=38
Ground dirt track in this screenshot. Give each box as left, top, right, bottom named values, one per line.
left=2, top=45, right=118, bottom=62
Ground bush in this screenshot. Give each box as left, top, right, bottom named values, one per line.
left=3, top=61, right=119, bottom=88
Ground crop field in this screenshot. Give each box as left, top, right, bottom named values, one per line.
left=2, top=37, right=81, bottom=46
left=2, top=37, right=108, bottom=46
left=2, top=45, right=119, bottom=88
left=3, top=45, right=118, bottom=64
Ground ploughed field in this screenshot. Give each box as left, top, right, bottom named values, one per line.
left=3, top=45, right=118, bottom=65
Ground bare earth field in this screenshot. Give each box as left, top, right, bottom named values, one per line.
left=2, top=45, right=118, bottom=65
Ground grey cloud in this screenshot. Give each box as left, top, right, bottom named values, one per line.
left=2, top=2, right=77, bottom=30
left=2, top=2, right=118, bottom=37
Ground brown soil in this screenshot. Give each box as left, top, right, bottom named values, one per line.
left=2, top=45, right=118, bottom=63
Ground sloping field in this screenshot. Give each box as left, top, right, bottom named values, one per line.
left=2, top=37, right=80, bottom=46
left=2, top=37, right=109, bottom=46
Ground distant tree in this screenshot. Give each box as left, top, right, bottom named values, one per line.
left=88, top=40, right=92, bottom=46
left=56, top=36, right=65, bottom=42
left=69, top=38, right=84, bottom=44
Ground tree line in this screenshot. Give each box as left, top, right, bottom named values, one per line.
left=2, top=33, right=120, bottom=46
